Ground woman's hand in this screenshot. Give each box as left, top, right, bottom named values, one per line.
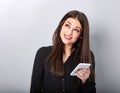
left=76, top=68, right=90, bottom=83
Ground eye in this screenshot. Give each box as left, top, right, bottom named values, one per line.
left=74, top=29, right=80, bottom=33
left=65, top=24, right=70, bottom=28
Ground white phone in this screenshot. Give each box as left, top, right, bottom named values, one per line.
left=70, top=63, right=91, bottom=76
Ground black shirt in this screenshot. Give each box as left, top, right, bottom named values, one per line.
left=30, top=46, right=96, bottom=93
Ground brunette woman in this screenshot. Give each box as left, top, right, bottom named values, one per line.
left=30, top=10, right=96, bottom=93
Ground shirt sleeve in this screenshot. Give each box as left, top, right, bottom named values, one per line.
left=80, top=78, right=96, bottom=93
left=30, top=47, right=45, bottom=93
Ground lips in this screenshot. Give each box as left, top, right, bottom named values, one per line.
left=64, top=34, right=72, bottom=40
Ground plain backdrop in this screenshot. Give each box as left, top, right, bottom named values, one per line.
left=0, top=0, right=120, bottom=93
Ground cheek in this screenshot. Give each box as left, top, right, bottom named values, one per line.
left=73, top=33, right=81, bottom=40
left=60, top=30, right=64, bottom=39
left=60, top=27, right=66, bottom=36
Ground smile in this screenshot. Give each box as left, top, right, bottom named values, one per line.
left=64, top=34, right=72, bottom=40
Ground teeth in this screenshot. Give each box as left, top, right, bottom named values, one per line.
left=64, top=34, right=72, bottom=39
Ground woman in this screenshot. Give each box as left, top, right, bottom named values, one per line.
left=30, top=10, right=96, bottom=93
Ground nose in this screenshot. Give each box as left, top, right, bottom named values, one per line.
left=68, top=28, right=73, bottom=35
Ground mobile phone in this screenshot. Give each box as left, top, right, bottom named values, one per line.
left=70, top=63, right=91, bottom=76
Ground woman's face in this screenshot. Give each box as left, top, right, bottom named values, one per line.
left=60, top=18, right=82, bottom=47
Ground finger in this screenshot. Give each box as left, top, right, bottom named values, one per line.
left=76, top=71, right=83, bottom=77
left=82, top=68, right=90, bottom=73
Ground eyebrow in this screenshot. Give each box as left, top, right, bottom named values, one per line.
left=66, top=21, right=82, bottom=30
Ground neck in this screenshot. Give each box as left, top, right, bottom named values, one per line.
left=64, top=45, right=72, bottom=55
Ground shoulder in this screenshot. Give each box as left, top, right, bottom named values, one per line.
left=37, top=46, right=52, bottom=53
left=90, top=50, right=95, bottom=69
left=36, top=46, right=52, bottom=57
left=90, top=50, right=95, bottom=59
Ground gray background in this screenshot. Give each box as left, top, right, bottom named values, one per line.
left=0, top=0, right=120, bottom=93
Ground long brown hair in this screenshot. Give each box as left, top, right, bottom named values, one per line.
left=46, top=10, right=94, bottom=80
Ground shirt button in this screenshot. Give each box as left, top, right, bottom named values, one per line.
left=62, top=78, right=64, bottom=81
left=62, top=88, right=65, bottom=92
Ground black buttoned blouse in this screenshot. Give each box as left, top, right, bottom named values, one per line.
left=30, top=46, right=96, bottom=93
